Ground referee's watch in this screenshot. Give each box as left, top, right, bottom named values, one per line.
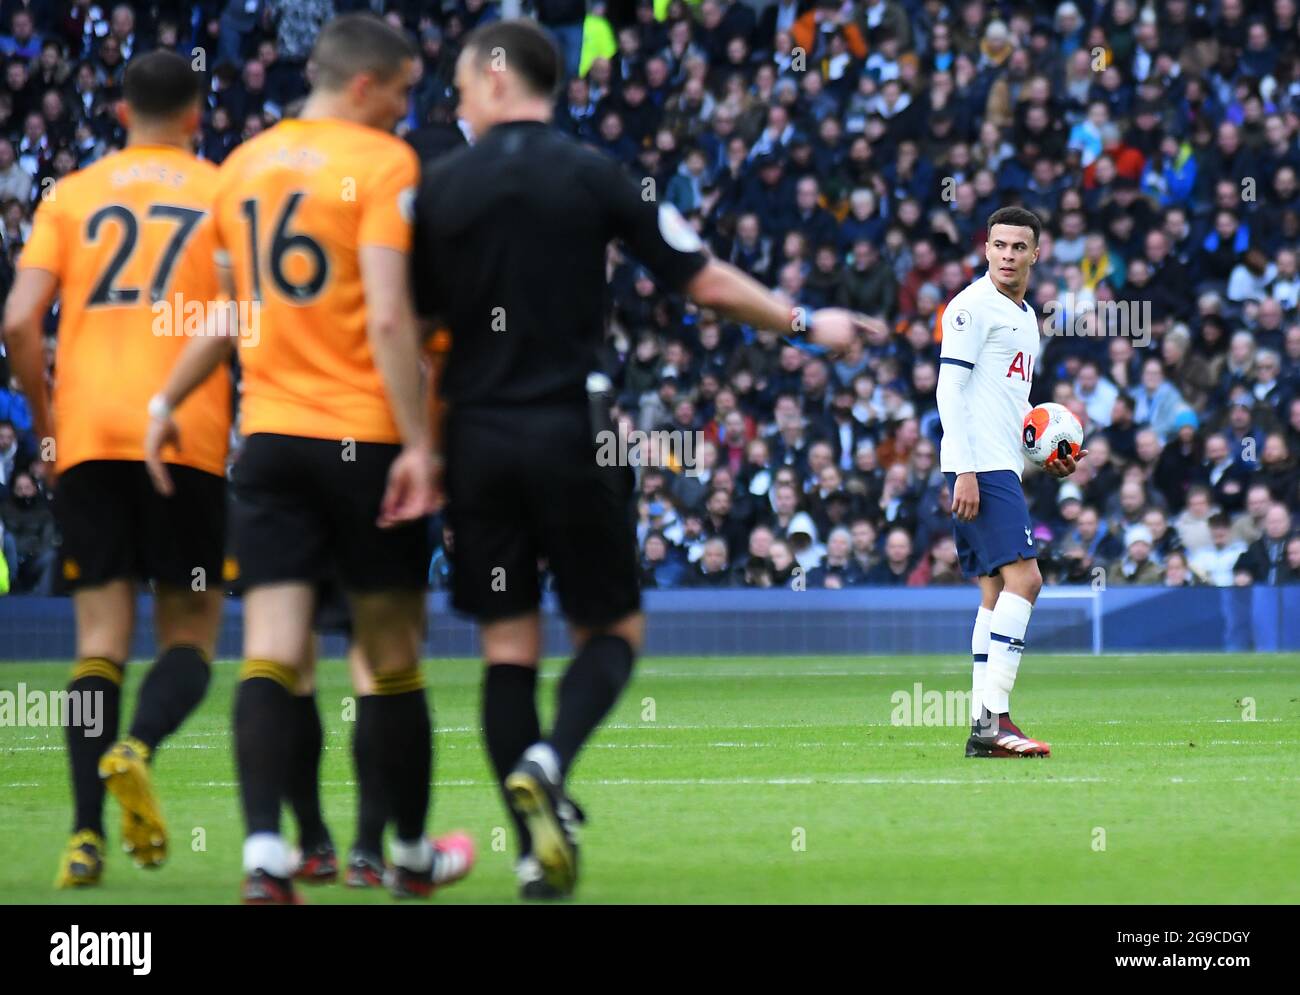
left=147, top=394, right=173, bottom=421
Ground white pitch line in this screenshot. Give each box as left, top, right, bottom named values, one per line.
left=602, top=719, right=1299, bottom=730
left=430, top=775, right=1300, bottom=786
left=2, top=717, right=1294, bottom=743
left=2, top=733, right=1300, bottom=749
left=593, top=740, right=1300, bottom=748
left=149, top=776, right=1115, bottom=788
left=13, top=773, right=1297, bottom=791
left=634, top=668, right=1289, bottom=677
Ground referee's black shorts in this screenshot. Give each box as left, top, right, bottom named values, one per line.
left=445, top=404, right=641, bottom=627
left=228, top=433, right=430, bottom=593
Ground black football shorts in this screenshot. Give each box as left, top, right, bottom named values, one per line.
left=228, top=433, right=430, bottom=592
left=54, top=459, right=225, bottom=591
left=444, top=404, right=641, bottom=626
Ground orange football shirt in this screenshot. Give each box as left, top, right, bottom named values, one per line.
left=18, top=144, right=231, bottom=475
left=211, top=118, right=419, bottom=444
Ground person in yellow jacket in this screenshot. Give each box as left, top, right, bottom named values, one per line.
left=580, top=1, right=617, bottom=76
left=656, top=0, right=702, bottom=19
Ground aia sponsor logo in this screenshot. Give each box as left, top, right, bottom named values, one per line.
left=1006, top=351, right=1033, bottom=381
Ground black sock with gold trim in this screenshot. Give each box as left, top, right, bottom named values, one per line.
left=66, top=658, right=123, bottom=836
left=371, top=669, right=430, bottom=843
left=128, top=645, right=211, bottom=751
left=287, top=694, right=331, bottom=851
left=234, top=660, right=296, bottom=837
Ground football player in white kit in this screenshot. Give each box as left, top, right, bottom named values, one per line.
left=936, top=207, right=1086, bottom=758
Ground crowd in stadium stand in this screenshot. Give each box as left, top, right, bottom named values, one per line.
left=6, top=0, right=1300, bottom=595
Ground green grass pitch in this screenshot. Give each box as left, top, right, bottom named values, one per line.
left=2, top=654, right=1298, bottom=903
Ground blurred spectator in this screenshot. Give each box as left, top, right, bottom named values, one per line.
left=847, top=517, right=879, bottom=576
left=1066, top=504, right=1123, bottom=564
left=1231, top=483, right=1272, bottom=546
left=1191, top=512, right=1249, bottom=586
left=1175, top=485, right=1217, bottom=555
left=687, top=536, right=731, bottom=587
left=1108, top=525, right=1164, bottom=585
left=735, top=524, right=775, bottom=588
left=767, top=538, right=798, bottom=588
left=786, top=510, right=824, bottom=571
left=1131, top=358, right=1185, bottom=442
left=1, top=468, right=54, bottom=593
left=1142, top=507, right=1182, bottom=564
left=806, top=526, right=862, bottom=588
left=1153, top=410, right=1204, bottom=513
left=1162, top=549, right=1200, bottom=587
left=864, top=526, right=913, bottom=585
left=1235, top=503, right=1294, bottom=585
left=906, top=534, right=964, bottom=586
left=0, top=417, right=33, bottom=497
left=1278, top=535, right=1300, bottom=584
left=428, top=525, right=453, bottom=590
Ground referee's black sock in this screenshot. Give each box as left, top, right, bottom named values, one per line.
left=352, top=695, right=387, bottom=856
left=371, top=669, right=431, bottom=845
left=128, top=645, right=211, bottom=752
left=287, top=694, right=331, bottom=852
left=234, top=661, right=296, bottom=837
left=483, top=663, right=540, bottom=854
left=65, top=658, right=124, bottom=836
left=548, top=635, right=635, bottom=777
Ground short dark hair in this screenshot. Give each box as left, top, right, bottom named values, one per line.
left=987, top=206, right=1042, bottom=244
left=122, top=51, right=202, bottom=119
left=1208, top=512, right=1231, bottom=529
left=463, top=18, right=561, bottom=98
left=310, top=13, right=417, bottom=91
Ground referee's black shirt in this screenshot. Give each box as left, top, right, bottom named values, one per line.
left=411, top=120, right=709, bottom=409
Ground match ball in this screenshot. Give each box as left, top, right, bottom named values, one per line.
left=1022, top=402, right=1083, bottom=466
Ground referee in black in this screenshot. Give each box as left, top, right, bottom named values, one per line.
left=412, top=18, right=871, bottom=900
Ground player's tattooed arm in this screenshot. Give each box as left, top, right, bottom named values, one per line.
left=2, top=267, right=59, bottom=460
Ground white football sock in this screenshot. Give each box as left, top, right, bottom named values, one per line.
left=390, top=836, right=433, bottom=872
left=984, top=592, right=1033, bottom=715
left=523, top=742, right=562, bottom=783
left=971, top=606, right=994, bottom=723
left=244, top=832, right=291, bottom=877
